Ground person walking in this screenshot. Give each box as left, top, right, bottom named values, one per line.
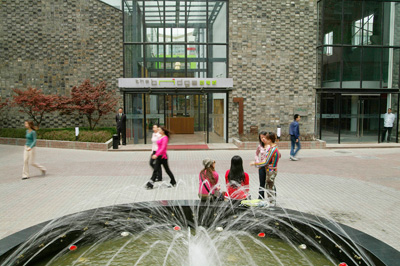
left=289, top=114, right=301, bottom=161
left=198, top=158, right=220, bottom=201
left=116, top=107, right=126, bottom=145
left=381, top=108, right=396, bottom=143
left=224, top=156, right=250, bottom=200
left=255, top=131, right=269, bottom=199
left=250, top=132, right=280, bottom=204
left=22, top=121, right=46, bottom=180
left=150, top=124, right=162, bottom=182
left=146, top=126, right=176, bottom=189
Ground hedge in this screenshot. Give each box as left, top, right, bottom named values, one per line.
left=0, top=127, right=116, bottom=143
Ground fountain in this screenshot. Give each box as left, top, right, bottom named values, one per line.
left=0, top=200, right=399, bottom=265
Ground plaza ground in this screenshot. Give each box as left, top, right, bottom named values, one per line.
left=0, top=144, right=399, bottom=251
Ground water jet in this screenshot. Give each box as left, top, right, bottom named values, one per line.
left=0, top=200, right=399, bottom=265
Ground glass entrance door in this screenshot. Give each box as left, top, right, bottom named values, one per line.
left=340, top=95, right=381, bottom=143
left=126, top=92, right=228, bottom=145
left=163, top=94, right=207, bottom=144
left=318, top=92, right=399, bottom=144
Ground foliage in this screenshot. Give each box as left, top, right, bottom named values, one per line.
left=0, top=97, right=8, bottom=111
left=11, top=87, right=64, bottom=127
left=40, top=130, right=76, bottom=141
left=78, top=131, right=112, bottom=142
left=0, top=128, right=27, bottom=138
left=0, top=127, right=114, bottom=143
left=68, top=80, right=118, bottom=130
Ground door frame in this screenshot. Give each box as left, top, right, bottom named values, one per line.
left=340, top=94, right=381, bottom=143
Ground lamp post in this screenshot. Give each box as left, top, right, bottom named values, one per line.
left=75, top=127, right=79, bottom=141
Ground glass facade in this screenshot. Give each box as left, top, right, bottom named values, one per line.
left=319, top=0, right=400, bottom=89
left=123, top=0, right=228, bottom=144
left=317, top=0, right=400, bottom=143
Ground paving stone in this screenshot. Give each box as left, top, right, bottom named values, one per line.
left=0, top=145, right=399, bottom=251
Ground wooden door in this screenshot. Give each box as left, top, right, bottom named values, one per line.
left=213, top=99, right=224, bottom=136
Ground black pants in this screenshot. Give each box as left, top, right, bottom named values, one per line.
left=117, top=126, right=126, bottom=145
left=381, top=127, right=393, bottom=142
left=150, top=151, right=162, bottom=180
left=258, top=167, right=267, bottom=199
left=151, top=157, right=176, bottom=185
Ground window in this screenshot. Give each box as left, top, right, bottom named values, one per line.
left=124, top=0, right=228, bottom=78
left=324, top=31, right=333, bottom=56
left=352, top=14, right=374, bottom=46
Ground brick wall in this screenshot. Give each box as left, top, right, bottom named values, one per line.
left=228, top=0, right=317, bottom=139
left=0, top=0, right=123, bottom=128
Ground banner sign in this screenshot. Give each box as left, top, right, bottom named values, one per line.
left=119, top=78, right=233, bottom=89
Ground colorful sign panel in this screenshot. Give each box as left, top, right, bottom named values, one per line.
left=118, top=78, right=233, bottom=89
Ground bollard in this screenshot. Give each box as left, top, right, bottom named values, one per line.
left=112, top=134, right=119, bottom=149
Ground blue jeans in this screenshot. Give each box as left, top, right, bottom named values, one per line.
left=290, top=135, right=301, bottom=157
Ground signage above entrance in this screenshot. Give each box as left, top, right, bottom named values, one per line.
left=119, top=78, right=233, bottom=89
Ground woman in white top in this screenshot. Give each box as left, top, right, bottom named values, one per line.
left=255, top=131, right=269, bottom=199
left=150, top=124, right=162, bottom=181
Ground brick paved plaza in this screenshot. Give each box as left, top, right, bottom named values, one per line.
left=0, top=144, right=399, bottom=252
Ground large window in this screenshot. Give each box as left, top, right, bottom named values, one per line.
left=316, top=0, right=400, bottom=144
left=123, top=0, right=228, bottom=78
left=318, top=0, right=400, bottom=89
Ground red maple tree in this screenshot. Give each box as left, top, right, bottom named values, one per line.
left=69, top=80, right=118, bottom=130
left=12, top=87, right=61, bottom=127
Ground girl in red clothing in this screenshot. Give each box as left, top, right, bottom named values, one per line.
left=225, top=155, right=250, bottom=200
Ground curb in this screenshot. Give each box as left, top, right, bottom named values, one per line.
left=232, top=138, right=327, bottom=150
left=0, top=137, right=112, bottom=152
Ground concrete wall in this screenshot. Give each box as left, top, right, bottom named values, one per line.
left=0, top=0, right=123, bottom=128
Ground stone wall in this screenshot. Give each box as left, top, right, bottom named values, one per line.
left=0, top=0, right=123, bottom=128
left=228, top=0, right=317, bottom=139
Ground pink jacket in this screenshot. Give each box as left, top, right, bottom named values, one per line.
left=199, top=170, right=219, bottom=195
left=155, top=136, right=169, bottom=159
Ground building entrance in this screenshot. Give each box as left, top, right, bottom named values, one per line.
left=148, top=94, right=207, bottom=144
left=119, top=77, right=233, bottom=145
left=340, top=95, right=381, bottom=143
left=318, top=92, right=399, bottom=143
left=124, top=92, right=227, bottom=145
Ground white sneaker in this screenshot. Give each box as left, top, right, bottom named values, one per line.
left=291, top=156, right=298, bottom=161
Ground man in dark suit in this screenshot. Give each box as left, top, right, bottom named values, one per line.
left=116, top=107, right=126, bottom=145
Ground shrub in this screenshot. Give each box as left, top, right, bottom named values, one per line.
left=40, top=130, right=75, bottom=141
left=0, top=128, right=114, bottom=143
left=78, top=131, right=111, bottom=143
left=0, top=128, right=27, bottom=138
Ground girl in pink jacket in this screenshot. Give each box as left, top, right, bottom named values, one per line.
left=198, top=158, right=220, bottom=201
left=146, top=126, right=176, bottom=189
